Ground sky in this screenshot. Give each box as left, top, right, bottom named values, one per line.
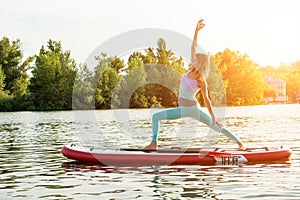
left=1, top=0, right=300, bottom=67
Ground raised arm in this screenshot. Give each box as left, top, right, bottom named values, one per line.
left=191, top=19, right=205, bottom=63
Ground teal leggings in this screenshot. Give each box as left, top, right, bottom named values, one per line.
left=151, top=105, right=240, bottom=143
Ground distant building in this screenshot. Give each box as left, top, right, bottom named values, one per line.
left=263, top=76, right=287, bottom=103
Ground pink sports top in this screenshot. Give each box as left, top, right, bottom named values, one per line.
left=178, top=71, right=200, bottom=102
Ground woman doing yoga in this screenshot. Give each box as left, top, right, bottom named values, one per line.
left=144, top=19, right=245, bottom=151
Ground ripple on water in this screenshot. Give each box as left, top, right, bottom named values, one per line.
left=0, top=107, right=300, bottom=199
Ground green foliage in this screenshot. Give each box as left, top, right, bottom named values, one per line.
left=0, top=95, right=34, bottom=111
left=205, top=59, right=226, bottom=106
left=212, top=49, right=265, bottom=105
left=144, top=64, right=181, bottom=107
left=0, top=65, right=9, bottom=98
left=0, top=37, right=34, bottom=111
left=72, top=64, right=95, bottom=109
left=1, top=35, right=300, bottom=111
left=134, top=38, right=185, bottom=108
left=108, top=38, right=185, bottom=109
left=94, top=54, right=124, bottom=109
left=119, top=64, right=147, bottom=108
left=29, top=39, right=77, bottom=110
left=0, top=37, right=32, bottom=97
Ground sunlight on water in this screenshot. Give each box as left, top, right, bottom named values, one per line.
left=0, top=104, right=300, bottom=199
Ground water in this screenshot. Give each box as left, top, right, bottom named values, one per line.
left=1, top=104, right=300, bottom=199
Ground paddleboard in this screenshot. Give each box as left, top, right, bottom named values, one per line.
left=61, top=144, right=292, bottom=166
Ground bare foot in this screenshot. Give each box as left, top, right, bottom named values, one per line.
left=144, top=141, right=157, bottom=150
left=237, top=141, right=246, bottom=151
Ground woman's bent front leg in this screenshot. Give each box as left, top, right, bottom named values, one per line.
left=151, top=107, right=183, bottom=141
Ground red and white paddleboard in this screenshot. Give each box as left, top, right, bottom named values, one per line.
left=61, top=144, right=292, bottom=166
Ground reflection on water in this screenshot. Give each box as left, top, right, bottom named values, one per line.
left=61, top=161, right=298, bottom=199
left=0, top=105, right=300, bottom=199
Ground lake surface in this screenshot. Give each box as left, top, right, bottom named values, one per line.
left=1, top=104, right=300, bottom=199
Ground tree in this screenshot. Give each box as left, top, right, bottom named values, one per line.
left=157, top=37, right=166, bottom=50
left=0, top=65, right=9, bottom=98
left=94, top=54, right=124, bottom=109
left=205, top=59, right=226, bottom=106
left=0, top=37, right=32, bottom=96
left=119, top=52, right=148, bottom=108
left=72, top=63, right=95, bottom=109
left=29, top=39, right=77, bottom=110
left=212, top=49, right=264, bottom=105
left=115, top=38, right=185, bottom=108
left=121, top=65, right=148, bottom=108
left=141, top=38, right=185, bottom=107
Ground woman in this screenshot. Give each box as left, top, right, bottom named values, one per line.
left=144, top=19, right=245, bottom=151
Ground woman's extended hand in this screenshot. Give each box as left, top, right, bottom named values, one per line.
left=216, top=120, right=223, bottom=128
left=212, top=116, right=223, bottom=128
left=196, top=19, right=205, bottom=31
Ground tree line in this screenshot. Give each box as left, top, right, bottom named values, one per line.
left=0, top=36, right=299, bottom=111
